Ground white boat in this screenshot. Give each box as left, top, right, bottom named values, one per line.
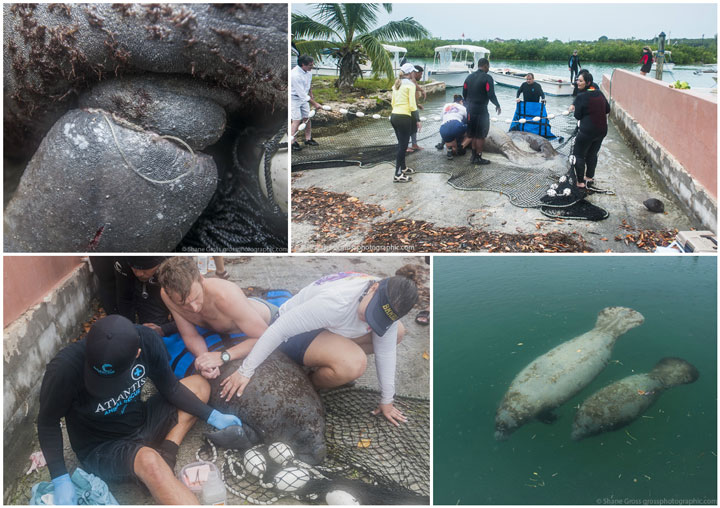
left=311, top=44, right=407, bottom=77
left=426, top=44, right=491, bottom=87
left=488, top=67, right=574, bottom=96
left=652, top=50, right=675, bottom=71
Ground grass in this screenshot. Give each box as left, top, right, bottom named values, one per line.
left=311, top=75, right=396, bottom=103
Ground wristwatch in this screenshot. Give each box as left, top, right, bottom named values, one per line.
left=221, top=351, right=231, bottom=364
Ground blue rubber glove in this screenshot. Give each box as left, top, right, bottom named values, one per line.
left=52, top=473, right=77, bottom=505
left=207, top=409, right=242, bottom=430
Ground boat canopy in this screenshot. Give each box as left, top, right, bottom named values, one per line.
left=433, top=44, right=490, bottom=69
left=434, top=44, right=491, bottom=54
left=382, top=43, right=407, bottom=54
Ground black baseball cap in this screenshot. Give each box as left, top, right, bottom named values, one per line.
left=83, top=315, right=142, bottom=399
left=127, top=256, right=166, bottom=270
left=364, top=279, right=402, bottom=336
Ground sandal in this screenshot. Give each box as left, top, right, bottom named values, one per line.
left=402, top=167, right=416, bottom=175
left=215, top=270, right=230, bottom=280
left=393, top=174, right=412, bottom=183
left=405, top=147, right=415, bottom=153
left=415, top=310, right=430, bottom=325
left=411, top=145, right=423, bottom=151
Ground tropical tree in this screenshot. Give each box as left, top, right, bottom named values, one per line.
left=292, top=4, right=430, bottom=90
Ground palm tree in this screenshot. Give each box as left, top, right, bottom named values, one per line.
left=292, top=4, right=430, bottom=90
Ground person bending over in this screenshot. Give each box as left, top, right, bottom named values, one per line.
left=439, top=95, right=469, bottom=159
left=37, top=315, right=242, bottom=505
left=228, top=271, right=419, bottom=427
left=157, top=257, right=273, bottom=381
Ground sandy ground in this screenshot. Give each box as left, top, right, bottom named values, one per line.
left=7, top=256, right=430, bottom=505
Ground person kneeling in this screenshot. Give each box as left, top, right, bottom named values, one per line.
left=37, top=315, right=242, bottom=505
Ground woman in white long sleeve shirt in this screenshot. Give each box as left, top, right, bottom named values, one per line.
left=221, top=271, right=418, bottom=426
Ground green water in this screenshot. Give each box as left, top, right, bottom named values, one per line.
left=433, top=256, right=717, bottom=505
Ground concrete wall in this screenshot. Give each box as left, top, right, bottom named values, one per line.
left=3, top=260, right=97, bottom=500
left=602, top=70, right=717, bottom=230
left=4, top=256, right=84, bottom=327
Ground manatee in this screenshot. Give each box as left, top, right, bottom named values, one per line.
left=495, top=307, right=645, bottom=440
left=571, top=357, right=699, bottom=440
left=483, top=127, right=559, bottom=164
left=209, top=351, right=326, bottom=465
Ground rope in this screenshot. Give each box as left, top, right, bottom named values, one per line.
left=101, top=112, right=197, bottom=185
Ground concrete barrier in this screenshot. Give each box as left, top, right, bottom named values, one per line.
left=602, top=69, right=717, bottom=231
left=3, top=260, right=97, bottom=501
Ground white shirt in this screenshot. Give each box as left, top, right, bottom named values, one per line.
left=291, top=65, right=312, bottom=102
left=238, top=272, right=399, bottom=404
left=441, top=102, right=467, bottom=125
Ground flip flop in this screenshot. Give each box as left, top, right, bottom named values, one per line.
left=415, top=310, right=430, bottom=326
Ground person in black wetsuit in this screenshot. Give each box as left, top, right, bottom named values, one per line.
left=37, top=315, right=243, bottom=504
left=568, top=50, right=581, bottom=83
left=568, top=70, right=610, bottom=191
left=114, top=257, right=176, bottom=336
left=515, top=73, right=546, bottom=103
left=462, top=58, right=501, bottom=165
left=639, top=46, right=653, bottom=76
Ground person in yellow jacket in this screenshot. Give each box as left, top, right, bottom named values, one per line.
left=390, top=63, right=418, bottom=183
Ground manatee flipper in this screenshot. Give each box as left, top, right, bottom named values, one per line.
left=537, top=409, right=558, bottom=424
left=205, top=423, right=260, bottom=451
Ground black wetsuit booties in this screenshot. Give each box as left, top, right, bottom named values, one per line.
left=463, top=69, right=500, bottom=162
left=516, top=82, right=546, bottom=102
left=572, top=85, right=610, bottom=182
left=114, top=257, right=175, bottom=336
left=37, top=317, right=213, bottom=483
left=568, top=54, right=581, bottom=81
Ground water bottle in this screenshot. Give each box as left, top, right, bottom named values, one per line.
left=201, top=467, right=226, bottom=505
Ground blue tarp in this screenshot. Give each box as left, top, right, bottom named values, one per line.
left=509, top=101, right=557, bottom=139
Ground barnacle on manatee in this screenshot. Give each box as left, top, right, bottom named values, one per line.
left=3, top=3, right=288, bottom=252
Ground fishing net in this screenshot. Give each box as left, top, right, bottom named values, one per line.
left=292, top=109, right=585, bottom=211
left=196, top=387, right=429, bottom=505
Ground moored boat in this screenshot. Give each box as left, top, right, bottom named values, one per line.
left=488, top=67, right=574, bottom=96
left=426, top=44, right=491, bottom=87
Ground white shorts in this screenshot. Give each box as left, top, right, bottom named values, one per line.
left=291, top=99, right=310, bottom=121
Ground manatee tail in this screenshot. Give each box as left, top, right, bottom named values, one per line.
left=649, top=357, right=700, bottom=387
left=593, top=307, right=644, bottom=337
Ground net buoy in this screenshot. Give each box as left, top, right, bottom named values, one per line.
left=297, top=123, right=306, bottom=131
left=372, top=114, right=381, bottom=119
left=308, top=110, right=316, bottom=118
left=518, top=118, right=527, bottom=124
left=532, top=116, right=541, bottom=122
left=547, top=114, right=555, bottom=119
left=419, top=116, right=427, bottom=122
left=339, top=108, right=348, bottom=114
left=326, top=490, right=360, bottom=505
left=491, top=117, right=498, bottom=122
left=355, top=111, right=365, bottom=117
left=243, top=448, right=266, bottom=478
left=504, top=118, right=512, bottom=124
left=268, top=442, right=294, bottom=466
left=561, top=110, right=569, bottom=116
left=322, top=105, right=331, bottom=111
left=274, top=467, right=311, bottom=493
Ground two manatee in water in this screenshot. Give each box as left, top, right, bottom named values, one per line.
left=495, top=306, right=699, bottom=441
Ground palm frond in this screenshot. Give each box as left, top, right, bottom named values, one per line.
left=314, top=4, right=347, bottom=33
left=343, top=4, right=383, bottom=36
left=370, top=18, right=430, bottom=42
left=291, top=13, right=338, bottom=41
left=357, top=34, right=394, bottom=80
left=293, top=40, right=336, bottom=62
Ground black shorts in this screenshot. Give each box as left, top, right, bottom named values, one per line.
left=79, top=394, right=178, bottom=483
left=466, top=108, right=490, bottom=138
left=278, top=329, right=324, bottom=365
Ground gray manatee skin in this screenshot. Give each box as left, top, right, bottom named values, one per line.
left=4, top=3, right=287, bottom=157
left=78, top=75, right=242, bottom=151
left=483, top=127, right=559, bottom=164
left=571, top=357, right=699, bottom=440
left=209, top=352, right=327, bottom=465
left=3, top=108, right=217, bottom=252
left=495, top=307, right=645, bottom=440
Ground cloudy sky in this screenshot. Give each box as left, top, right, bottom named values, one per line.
left=293, top=2, right=717, bottom=42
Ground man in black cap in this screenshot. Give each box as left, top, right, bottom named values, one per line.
left=37, top=315, right=243, bottom=504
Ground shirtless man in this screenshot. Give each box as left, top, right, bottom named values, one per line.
left=157, top=257, right=273, bottom=398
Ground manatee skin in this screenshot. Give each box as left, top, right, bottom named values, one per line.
left=3, top=108, right=217, bottom=252
left=4, top=3, right=288, bottom=158
left=79, top=76, right=241, bottom=150
left=495, top=307, right=645, bottom=440
left=572, top=357, right=699, bottom=440
left=209, top=352, right=326, bottom=465
left=484, top=127, right=560, bottom=165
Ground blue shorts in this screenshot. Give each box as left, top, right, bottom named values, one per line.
left=439, top=120, right=466, bottom=143
left=278, top=329, right=324, bottom=365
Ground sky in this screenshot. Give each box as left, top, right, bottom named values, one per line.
left=293, top=2, right=717, bottom=42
